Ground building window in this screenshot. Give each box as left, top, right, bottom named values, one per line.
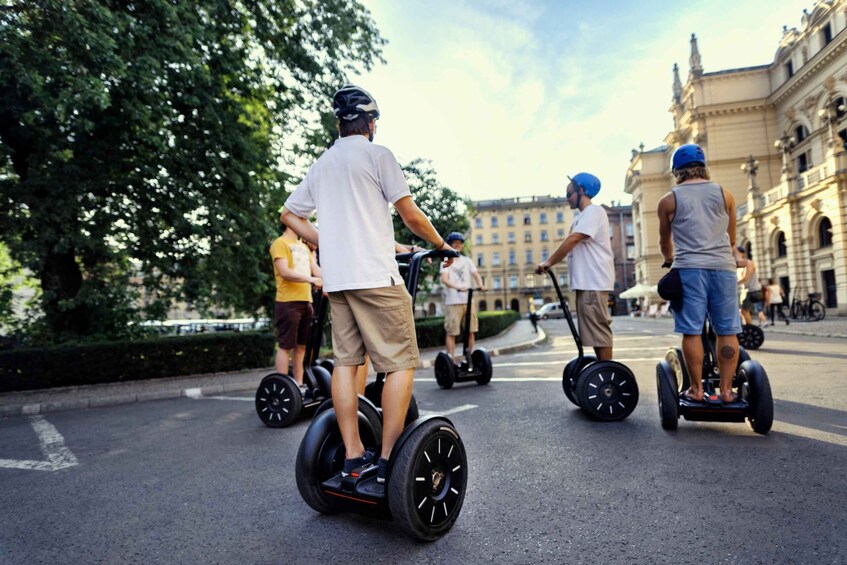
left=493, top=276, right=502, bottom=290
left=509, top=274, right=518, bottom=289
left=540, top=212, right=547, bottom=224
left=795, top=124, right=809, bottom=143
left=823, top=23, right=833, bottom=46
left=608, top=225, right=614, bottom=238
left=477, top=253, right=485, bottom=267
left=475, top=217, right=482, bottom=228
left=556, top=211, right=564, bottom=223
left=508, top=249, right=516, bottom=265
left=819, top=217, right=833, bottom=248
left=541, top=230, right=548, bottom=242
left=492, top=252, right=501, bottom=266
left=479, top=300, right=488, bottom=312
left=494, top=299, right=503, bottom=311
left=525, top=249, right=533, bottom=264
left=836, top=97, right=847, bottom=120
left=557, top=228, right=565, bottom=238
left=542, top=274, right=551, bottom=287
left=475, top=235, right=483, bottom=245
left=507, top=215, right=514, bottom=226
left=626, top=244, right=635, bottom=259
left=785, top=60, right=794, bottom=79
left=559, top=273, right=566, bottom=287
left=776, top=231, right=787, bottom=258
left=492, top=233, right=499, bottom=244
left=523, top=214, right=531, bottom=225
left=541, top=248, right=549, bottom=261
left=491, top=216, right=498, bottom=227
left=625, top=223, right=633, bottom=237
left=507, top=231, right=515, bottom=243
left=797, top=151, right=810, bottom=173
left=525, top=274, right=535, bottom=288
left=524, top=231, right=532, bottom=242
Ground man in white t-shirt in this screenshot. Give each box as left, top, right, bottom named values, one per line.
left=536, top=172, right=615, bottom=360
left=440, top=232, right=486, bottom=363
left=281, top=85, right=454, bottom=485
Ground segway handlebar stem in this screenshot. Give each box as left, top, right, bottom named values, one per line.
left=397, top=249, right=460, bottom=306
left=547, top=269, right=583, bottom=358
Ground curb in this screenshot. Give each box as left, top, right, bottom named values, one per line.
left=764, top=328, right=847, bottom=339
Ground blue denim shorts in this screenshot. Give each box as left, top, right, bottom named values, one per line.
left=673, top=269, right=742, bottom=335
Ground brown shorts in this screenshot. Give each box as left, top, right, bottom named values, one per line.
left=444, top=304, right=478, bottom=336
left=328, top=284, right=419, bottom=373
left=575, top=290, right=612, bottom=348
left=274, top=301, right=313, bottom=349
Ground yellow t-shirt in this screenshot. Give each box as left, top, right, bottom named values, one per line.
left=270, top=236, right=313, bottom=303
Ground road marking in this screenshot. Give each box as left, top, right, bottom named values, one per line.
left=419, top=404, right=477, bottom=417
left=190, top=394, right=253, bottom=402
left=495, top=358, right=661, bottom=368
left=776, top=421, right=847, bottom=448
left=504, top=347, right=671, bottom=359
left=0, top=416, right=79, bottom=472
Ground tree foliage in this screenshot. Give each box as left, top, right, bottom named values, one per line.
left=0, top=0, right=384, bottom=343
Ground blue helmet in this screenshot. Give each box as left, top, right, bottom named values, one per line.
left=446, top=232, right=465, bottom=244
left=671, top=143, right=706, bottom=170
left=568, top=172, right=601, bottom=198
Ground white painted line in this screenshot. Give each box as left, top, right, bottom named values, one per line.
left=0, top=416, right=79, bottom=472
left=504, top=346, right=671, bottom=359
left=191, top=395, right=253, bottom=402
left=495, top=358, right=661, bottom=368
left=418, top=404, right=478, bottom=418
left=184, top=388, right=203, bottom=399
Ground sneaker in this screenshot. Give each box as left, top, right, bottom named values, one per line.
left=377, top=457, right=389, bottom=484
left=762, top=321, right=770, bottom=328
left=342, top=450, right=374, bottom=477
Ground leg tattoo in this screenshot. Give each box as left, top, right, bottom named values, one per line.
left=720, top=345, right=735, bottom=360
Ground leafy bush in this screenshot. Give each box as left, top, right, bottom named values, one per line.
left=0, top=331, right=274, bottom=393
left=414, top=310, right=519, bottom=349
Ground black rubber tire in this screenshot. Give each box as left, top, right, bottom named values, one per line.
left=809, top=300, right=825, bottom=321
left=739, top=360, right=773, bottom=434
left=308, top=365, right=332, bottom=399
left=733, top=348, right=751, bottom=388
left=434, top=352, right=457, bottom=389
left=313, top=395, right=383, bottom=439
left=656, top=361, right=679, bottom=431
left=664, top=348, right=690, bottom=393
left=255, top=374, right=302, bottom=428
left=363, top=379, right=420, bottom=427
left=406, top=394, right=420, bottom=425
left=737, top=324, right=764, bottom=350
left=388, top=419, right=467, bottom=542
left=295, top=409, right=381, bottom=515
left=562, top=355, right=596, bottom=407
left=318, top=359, right=335, bottom=374
left=574, top=361, right=639, bottom=421
left=472, top=349, right=493, bottom=385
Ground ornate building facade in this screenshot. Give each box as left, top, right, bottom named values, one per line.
left=626, top=1, right=847, bottom=315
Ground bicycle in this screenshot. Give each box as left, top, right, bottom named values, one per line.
left=789, top=288, right=826, bottom=321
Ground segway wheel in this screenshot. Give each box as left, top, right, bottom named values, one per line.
left=562, top=355, right=596, bottom=407
left=738, top=360, right=773, bottom=434
left=655, top=361, right=679, bottom=430
left=575, top=361, right=639, bottom=421
left=314, top=395, right=383, bottom=438
left=471, top=349, right=492, bottom=385
left=295, top=409, right=382, bottom=514
left=733, top=347, right=751, bottom=388
left=363, top=379, right=420, bottom=426
left=737, top=324, right=764, bottom=350
left=388, top=418, right=467, bottom=541
left=255, top=374, right=302, bottom=428
left=664, top=348, right=690, bottom=393
left=308, top=365, right=332, bottom=399
left=318, top=359, right=335, bottom=374
left=434, top=352, right=457, bottom=389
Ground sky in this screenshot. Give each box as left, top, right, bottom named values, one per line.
left=355, top=0, right=816, bottom=205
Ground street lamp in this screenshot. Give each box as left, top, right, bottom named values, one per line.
left=774, top=133, right=796, bottom=177
left=740, top=154, right=759, bottom=192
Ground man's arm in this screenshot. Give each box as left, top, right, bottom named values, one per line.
left=280, top=208, right=319, bottom=247
left=657, top=192, right=674, bottom=264
left=394, top=196, right=454, bottom=266
left=723, top=188, right=745, bottom=267
left=440, top=270, right=464, bottom=291
left=310, top=254, right=322, bottom=278
left=535, top=232, right=588, bottom=273
left=472, top=271, right=486, bottom=291
left=274, top=257, right=321, bottom=286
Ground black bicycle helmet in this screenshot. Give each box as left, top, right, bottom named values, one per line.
left=332, top=85, right=380, bottom=122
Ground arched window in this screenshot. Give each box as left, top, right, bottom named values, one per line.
left=494, top=299, right=503, bottom=311
left=795, top=124, right=810, bottom=143
left=818, top=217, right=833, bottom=248
left=510, top=299, right=519, bottom=312
left=776, top=231, right=787, bottom=258
left=479, top=300, right=487, bottom=312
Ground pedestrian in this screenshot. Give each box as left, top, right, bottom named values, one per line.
left=280, top=85, right=454, bottom=485
left=270, top=221, right=323, bottom=395
left=737, top=247, right=767, bottom=326
left=440, top=232, right=486, bottom=364
left=657, top=143, right=744, bottom=403
left=766, top=278, right=788, bottom=325
left=535, top=172, right=615, bottom=360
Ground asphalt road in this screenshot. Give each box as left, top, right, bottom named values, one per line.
left=1, top=318, right=845, bottom=564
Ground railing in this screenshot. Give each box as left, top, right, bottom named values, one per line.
left=739, top=159, right=834, bottom=221
left=759, top=184, right=788, bottom=208
left=736, top=202, right=748, bottom=220
left=796, top=162, right=829, bottom=191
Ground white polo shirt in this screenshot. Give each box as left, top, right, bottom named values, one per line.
left=567, top=204, right=615, bottom=291
left=284, top=135, right=411, bottom=292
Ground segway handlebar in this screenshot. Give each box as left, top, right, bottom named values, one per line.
left=396, top=249, right=460, bottom=306
left=546, top=269, right=583, bottom=358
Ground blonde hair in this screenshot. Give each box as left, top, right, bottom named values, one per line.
left=673, top=165, right=710, bottom=183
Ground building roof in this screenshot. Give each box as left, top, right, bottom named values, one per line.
left=701, top=64, right=770, bottom=77
left=473, top=195, right=568, bottom=210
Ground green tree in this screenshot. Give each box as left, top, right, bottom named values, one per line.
left=0, top=1, right=384, bottom=343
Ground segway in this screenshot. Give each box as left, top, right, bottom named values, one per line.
left=296, top=248, right=468, bottom=541
left=548, top=270, right=639, bottom=421
left=434, top=288, right=493, bottom=389
left=255, top=290, right=333, bottom=428
left=656, top=315, right=773, bottom=434
left=737, top=323, right=764, bottom=350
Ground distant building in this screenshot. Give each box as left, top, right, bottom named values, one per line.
left=604, top=203, right=636, bottom=315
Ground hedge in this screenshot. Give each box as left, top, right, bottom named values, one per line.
left=0, top=311, right=519, bottom=393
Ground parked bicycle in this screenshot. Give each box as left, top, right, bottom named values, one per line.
left=789, top=288, right=826, bottom=321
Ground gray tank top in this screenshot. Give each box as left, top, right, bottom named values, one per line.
left=670, top=181, right=736, bottom=271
